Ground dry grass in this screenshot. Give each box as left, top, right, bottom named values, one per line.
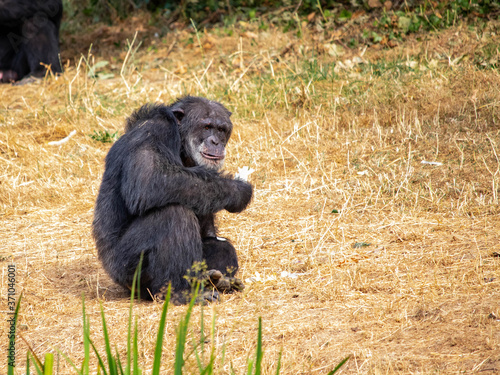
left=1, top=18, right=500, bottom=374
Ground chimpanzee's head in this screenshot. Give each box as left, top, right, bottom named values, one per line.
left=171, top=96, right=233, bottom=171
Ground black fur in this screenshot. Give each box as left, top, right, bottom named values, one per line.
left=92, top=97, right=252, bottom=300
left=0, top=0, right=62, bottom=83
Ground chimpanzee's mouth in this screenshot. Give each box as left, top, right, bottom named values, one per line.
left=201, top=152, right=224, bottom=161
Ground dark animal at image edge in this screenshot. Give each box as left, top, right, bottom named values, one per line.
left=92, top=96, right=253, bottom=303
left=0, top=0, right=63, bottom=83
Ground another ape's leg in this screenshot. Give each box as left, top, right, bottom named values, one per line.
left=15, top=18, right=62, bottom=78
left=111, top=205, right=207, bottom=300
left=0, top=35, right=17, bottom=82
left=0, top=70, right=17, bottom=83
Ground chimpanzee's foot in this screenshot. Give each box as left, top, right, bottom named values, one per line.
left=206, top=269, right=245, bottom=293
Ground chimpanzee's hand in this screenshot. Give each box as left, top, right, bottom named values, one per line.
left=224, top=179, right=253, bottom=213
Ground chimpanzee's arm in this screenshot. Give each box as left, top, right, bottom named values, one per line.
left=198, top=214, right=217, bottom=238
left=120, top=148, right=252, bottom=216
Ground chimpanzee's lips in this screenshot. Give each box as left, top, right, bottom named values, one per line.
left=201, top=152, right=224, bottom=161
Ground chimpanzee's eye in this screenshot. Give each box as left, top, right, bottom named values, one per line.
left=204, top=125, right=210, bottom=130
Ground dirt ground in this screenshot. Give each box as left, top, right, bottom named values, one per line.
left=1, top=14, right=500, bottom=374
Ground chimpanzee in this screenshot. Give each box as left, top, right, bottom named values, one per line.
left=0, top=0, right=63, bottom=83
left=92, top=96, right=253, bottom=303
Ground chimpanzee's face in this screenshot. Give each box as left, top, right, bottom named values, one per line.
left=189, top=116, right=232, bottom=170
left=173, top=98, right=233, bottom=171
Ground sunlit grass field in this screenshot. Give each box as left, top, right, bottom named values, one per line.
left=1, top=16, right=499, bottom=374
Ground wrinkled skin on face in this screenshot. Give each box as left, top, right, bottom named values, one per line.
left=171, top=97, right=233, bottom=171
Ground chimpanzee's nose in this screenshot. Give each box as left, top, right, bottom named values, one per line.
left=208, top=135, right=219, bottom=145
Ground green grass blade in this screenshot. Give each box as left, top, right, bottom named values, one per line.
left=8, top=293, right=22, bottom=375
left=195, top=305, right=217, bottom=375
left=199, top=354, right=216, bottom=375
left=25, top=351, right=30, bottom=375
left=100, top=303, right=117, bottom=375
left=56, top=348, right=82, bottom=375
left=126, top=291, right=133, bottom=374
left=127, top=255, right=142, bottom=375
left=220, top=341, right=227, bottom=369
left=174, top=286, right=198, bottom=375
left=246, top=359, right=254, bottom=375
left=327, top=356, right=350, bottom=375
left=199, top=303, right=205, bottom=366
left=43, top=353, right=54, bottom=375
left=21, top=342, right=44, bottom=373
left=116, top=349, right=125, bottom=375
left=81, top=294, right=90, bottom=375
left=18, top=305, right=47, bottom=374
left=194, top=301, right=207, bottom=373
left=29, top=352, right=44, bottom=375
left=254, top=317, right=263, bottom=375
left=89, top=336, right=109, bottom=375
left=274, top=349, right=282, bottom=375
left=194, top=344, right=203, bottom=373
left=133, top=317, right=141, bottom=375
left=152, top=284, right=171, bottom=375
left=205, top=307, right=218, bottom=375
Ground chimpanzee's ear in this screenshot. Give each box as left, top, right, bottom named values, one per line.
left=172, top=107, right=184, bottom=122
left=228, top=111, right=232, bottom=117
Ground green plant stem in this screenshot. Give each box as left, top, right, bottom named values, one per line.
left=43, top=353, right=54, bottom=375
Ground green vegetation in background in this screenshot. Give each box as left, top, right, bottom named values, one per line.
left=62, top=0, right=499, bottom=29
left=89, top=129, right=119, bottom=143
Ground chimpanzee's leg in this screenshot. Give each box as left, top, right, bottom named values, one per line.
left=108, top=205, right=207, bottom=300
left=202, top=237, right=239, bottom=277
